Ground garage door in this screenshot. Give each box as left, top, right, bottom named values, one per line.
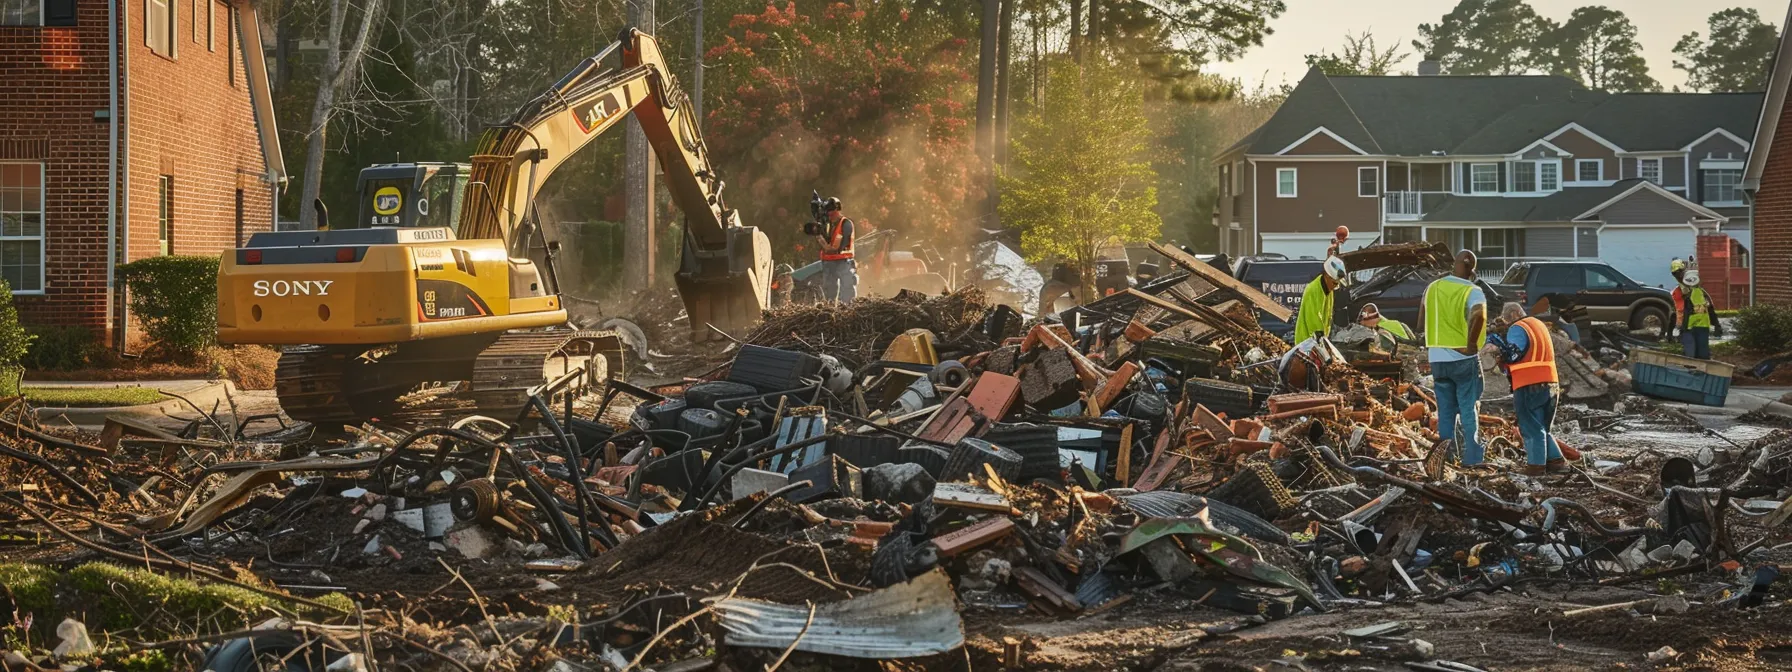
left=1598, top=226, right=1696, bottom=289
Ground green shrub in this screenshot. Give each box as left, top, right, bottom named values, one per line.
left=115, top=255, right=219, bottom=359
left=23, top=324, right=101, bottom=371
left=0, top=279, right=32, bottom=395
left=1734, top=305, right=1792, bottom=353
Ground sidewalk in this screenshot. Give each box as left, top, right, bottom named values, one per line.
left=25, top=379, right=239, bottom=429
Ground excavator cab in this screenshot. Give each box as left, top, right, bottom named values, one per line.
left=351, top=162, right=470, bottom=233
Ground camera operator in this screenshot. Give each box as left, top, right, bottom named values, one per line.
left=813, top=196, right=857, bottom=303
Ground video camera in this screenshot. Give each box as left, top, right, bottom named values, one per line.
left=803, top=190, right=827, bottom=236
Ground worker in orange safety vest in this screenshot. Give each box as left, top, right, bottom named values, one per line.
left=1488, top=302, right=1565, bottom=475
left=815, top=197, right=857, bottom=303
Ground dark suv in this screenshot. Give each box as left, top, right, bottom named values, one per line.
left=1490, top=261, right=1674, bottom=333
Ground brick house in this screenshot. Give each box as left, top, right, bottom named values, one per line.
left=1744, top=6, right=1792, bottom=308
left=1215, top=67, right=1759, bottom=292
left=0, top=0, right=282, bottom=344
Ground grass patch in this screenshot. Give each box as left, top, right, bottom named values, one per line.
left=1716, top=309, right=1741, bottom=318
left=22, top=386, right=165, bottom=407
left=0, top=562, right=355, bottom=662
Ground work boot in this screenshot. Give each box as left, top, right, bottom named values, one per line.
left=1546, top=458, right=1570, bottom=474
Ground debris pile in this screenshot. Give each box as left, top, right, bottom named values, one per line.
left=2, top=250, right=1791, bottom=671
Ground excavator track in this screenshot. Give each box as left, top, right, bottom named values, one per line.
left=273, top=331, right=624, bottom=428
left=468, top=331, right=621, bottom=416
left=274, top=346, right=357, bottom=426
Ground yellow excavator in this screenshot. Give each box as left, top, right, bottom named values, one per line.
left=216, top=28, right=771, bottom=425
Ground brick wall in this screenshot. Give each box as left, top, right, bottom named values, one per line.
left=1757, top=94, right=1792, bottom=307
left=0, top=0, right=272, bottom=340
left=0, top=3, right=116, bottom=330
left=126, top=0, right=272, bottom=267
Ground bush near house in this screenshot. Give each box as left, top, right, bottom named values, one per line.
left=23, top=324, right=105, bottom=371
left=0, top=279, right=33, bottom=395
left=115, top=256, right=220, bottom=360
left=1733, top=305, right=1792, bottom=353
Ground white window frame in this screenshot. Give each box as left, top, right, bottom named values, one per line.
left=1276, top=168, right=1298, bottom=198
left=1575, top=159, right=1603, bottom=183
left=1701, top=167, right=1744, bottom=207
left=1, top=0, right=45, bottom=26
left=0, top=161, right=46, bottom=295
left=1638, top=157, right=1662, bottom=184
left=146, top=0, right=176, bottom=58
left=1357, top=166, right=1379, bottom=198
left=1470, top=163, right=1499, bottom=194
left=1540, top=161, right=1559, bottom=191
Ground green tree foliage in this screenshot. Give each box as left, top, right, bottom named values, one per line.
left=115, top=256, right=222, bottom=360
left=1547, top=6, right=1657, bottom=91
left=1001, top=60, right=1160, bottom=299
left=1150, top=84, right=1280, bottom=249
left=1673, top=8, right=1779, bottom=93
left=1305, top=32, right=1408, bottom=76
left=704, top=2, right=983, bottom=259
left=1413, top=0, right=1558, bottom=75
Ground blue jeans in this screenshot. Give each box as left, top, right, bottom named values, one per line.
left=1432, top=357, right=1484, bottom=465
left=1681, top=327, right=1711, bottom=360
left=1513, top=383, right=1561, bottom=466
left=821, top=259, right=858, bottom=303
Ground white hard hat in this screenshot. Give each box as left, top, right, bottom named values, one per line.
left=1323, top=256, right=1349, bottom=283
left=1683, top=270, right=1701, bottom=287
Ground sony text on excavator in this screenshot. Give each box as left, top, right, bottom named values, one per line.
left=216, top=28, right=772, bottom=425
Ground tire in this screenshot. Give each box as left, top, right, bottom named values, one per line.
left=1629, top=304, right=1668, bottom=337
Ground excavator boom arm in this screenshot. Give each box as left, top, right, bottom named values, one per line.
left=460, top=28, right=769, bottom=337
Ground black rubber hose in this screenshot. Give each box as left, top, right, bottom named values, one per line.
left=1538, top=497, right=1649, bottom=537
left=687, top=433, right=836, bottom=510
left=533, top=394, right=619, bottom=552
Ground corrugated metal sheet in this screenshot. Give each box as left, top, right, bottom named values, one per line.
left=713, top=569, right=963, bottom=658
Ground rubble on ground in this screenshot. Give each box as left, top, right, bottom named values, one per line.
left=2, top=259, right=1791, bottom=671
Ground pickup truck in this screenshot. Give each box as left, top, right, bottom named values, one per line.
left=1490, top=261, right=1674, bottom=334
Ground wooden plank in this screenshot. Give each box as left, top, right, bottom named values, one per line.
left=966, top=372, right=1022, bottom=425
left=1115, top=423, right=1134, bottom=487
left=1149, top=241, right=1293, bottom=322
left=931, top=517, right=1016, bottom=557
left=1088, top=362, right=1140, bottom=416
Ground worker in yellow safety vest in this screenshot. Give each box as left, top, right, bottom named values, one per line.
left=1678, top=270, right=1722, bottom=359
left=1293, top=256, right=1348, bottom=344
left=1489, top=302, right=1566, bottom=475
left=1357, top=303, right=1414, bottom=346
left=1418, top=250, right=1489, bottom=466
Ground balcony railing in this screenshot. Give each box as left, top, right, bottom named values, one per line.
left=1383, top=191, right=1423, bottom=221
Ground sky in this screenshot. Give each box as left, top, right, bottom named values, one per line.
left=1203, top=0, right=1792, bottom=91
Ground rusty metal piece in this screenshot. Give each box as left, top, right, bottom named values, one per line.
left=450, top=478, right=501, bottom=523
left=930, top=517, right=1016, bottom=557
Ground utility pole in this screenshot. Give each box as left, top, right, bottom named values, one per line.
left=624, top=0, right=658, bottom=289
left=693, top=0, right=704, bottom=123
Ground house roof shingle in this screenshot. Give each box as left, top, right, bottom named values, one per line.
left=1234, top=68, right=1762, bottom=158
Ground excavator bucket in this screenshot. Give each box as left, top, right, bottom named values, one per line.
left=676, top=225, right=773, bottom=341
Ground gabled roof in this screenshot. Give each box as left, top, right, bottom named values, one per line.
left=1244, top=68, right=1381, bottom=155
left=1744, top=3, right=1792, bottom=189
left=1233, top=69, right=1760, bottom=160
left=1577, top=93, right=1763, bottom=151
left=1418, top=179, right=1726, bottom=224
